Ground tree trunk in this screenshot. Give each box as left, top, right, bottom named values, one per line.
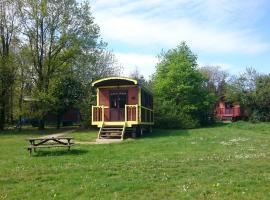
left=10, top=84, right=13, bottom=123
left=0, top=89, right=6, bottom=130
left=18, top=68, right=24, bottom=131
left=0, top=101, right=5, bottom=130
left=38, top=118, right=45, bottom=130
left=56, top=113, right=61, bottom=129
left=18, top=115, right=22, bottom=131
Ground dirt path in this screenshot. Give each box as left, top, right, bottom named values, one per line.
left=40, top=130, right=122, bottom=145
left=39, top=129, right=76, bottom=138
left=76, top=138, right=122, bottom=145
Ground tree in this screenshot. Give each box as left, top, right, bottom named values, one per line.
left=0, top=0, right=121, bottom=131
left=255, top=75, right=270, bottom=121
left=18, top=0, right=103, bottom=129
left=129, top=67, right=148, bottom=87
left=16, top=46, right=32, bottom=130
left=73, top=48, right=120, bottom=128
left=200, top=66, right=228, bottom=97
left=0, top=0, right=19, bottom=130
left=51, top=76, right=84, bottom=129
left=224, top=67, right=259, bottom=121
left=153, top=42, right=215, bottom=128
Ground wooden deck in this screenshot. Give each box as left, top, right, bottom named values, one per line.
left=217, top=107, right=240, bottom=120
left=92, top=104, right=154, bottom=127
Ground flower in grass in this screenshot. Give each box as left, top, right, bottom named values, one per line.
left=182, top=184, right=189, bottom=192
left=0, top=193, right=8, bottom=199
left=220, top=137, right=249, bottom=146
left=213, top=183, right=220, bottom=187
left=235, top=153, right=266, bottom=159
left=162, top=172, right=169, bottom=181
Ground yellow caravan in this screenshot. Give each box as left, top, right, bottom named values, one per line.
left=91, top=77, right=154, bottom=139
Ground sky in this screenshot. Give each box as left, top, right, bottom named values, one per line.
left=90, top=0, right=270, bottom=78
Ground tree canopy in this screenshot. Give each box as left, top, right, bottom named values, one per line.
left=0, top=0, right=120, bottom=130
left=153, top=42, right=215, bottom=128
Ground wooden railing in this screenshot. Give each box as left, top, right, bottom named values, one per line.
left=140, top=106, right=154, bottom=123
left=125, top=105, right=138, bottom=122
left=92, top=105, right=109, bottom=122
left=92, top=104, right=154, bottom=124
left=217, top=107, right=240, bottom=117
left=125, top=105, right=154, bottom=123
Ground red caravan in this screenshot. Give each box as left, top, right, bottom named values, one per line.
left=216, top=97, right=240, bottom=121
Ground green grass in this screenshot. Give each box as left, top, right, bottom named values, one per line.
left=0, top=122, right=269, bottom=199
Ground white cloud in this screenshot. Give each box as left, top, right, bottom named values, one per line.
left=92, top=1, right=269, bottom=54
left=115, top=52, right=158, bottom=78
left=90, top=0, right=270, bottom=76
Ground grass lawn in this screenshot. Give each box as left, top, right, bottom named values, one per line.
left=0, top=122, right=269, bottom=200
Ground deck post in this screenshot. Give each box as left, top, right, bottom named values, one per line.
left=136, top=105, right=138, bottom=123
left=125, top=105, right=127, bottom=122
left=131, top=106, right=133, bottom=121
left=96, top=108, right=99, bottom=121
left=102, top=105, right=104, bottom=122
left=138, top=105, right=141, bottom=123
left=91, top=106, right=94, bottom=124
left=97, top=88, right=100, bottom=106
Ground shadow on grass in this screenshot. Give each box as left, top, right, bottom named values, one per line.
left=142, top=122, right=230, bottom=139
left=141, top=129, right=189, bottom=139
left=198, top=122, right=230, bottom=129
left=32, top=149, right=88, bottom=157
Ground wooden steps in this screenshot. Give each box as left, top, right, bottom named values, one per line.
left=98, top=125, right=139, bottom=140
left=98, top=125, right=141, bottom=140
left=98, top=125, right=125, bottom=140
left=222, top=116, right=233, bottom=121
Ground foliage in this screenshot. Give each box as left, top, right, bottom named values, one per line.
left=50, top=76, right=84, bottom=128
left=17, top=0, right=89, bottom=128
left=74, top=50, right=121, bottom=128
left=200, top=66, right=228, bottom=97
left=153, top=42, right=216, bottom=128
left=129, top=67, right=150, bottom=89
left=254, top=75, right=270, bottom=121
left=52, top=77, right=84, bottom=111
left=0, top=0, right=120, bottom=130
left=224, top=67, right=270, bottom=122
left=0, top=0, right=19, bottom=129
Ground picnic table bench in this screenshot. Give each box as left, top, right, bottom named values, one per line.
left=27, top=136, right=74, bottom=155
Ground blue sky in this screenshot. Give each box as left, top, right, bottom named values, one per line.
left=91, top=0, right=270, bottom=78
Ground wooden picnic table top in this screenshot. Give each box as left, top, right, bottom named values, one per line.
left=27, top=136, right=74, bottom=141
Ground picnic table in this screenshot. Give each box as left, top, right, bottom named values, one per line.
left=27, top=136, right=74, bottom=155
